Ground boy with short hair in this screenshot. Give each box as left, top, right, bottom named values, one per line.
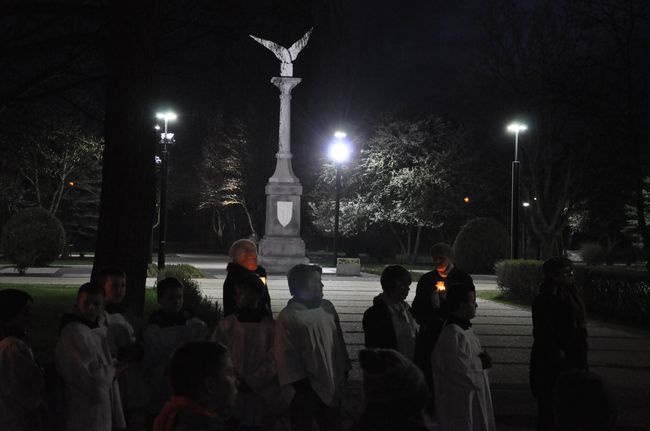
left=362, top=265, right=419, bottom=360
left=98, top=267, right=146, bottom=428
left=431, top=282, right=495, bottom=431
left=55, top=282, right=126, bottom=431
left=274, top=264, right=351, bottom=431
left=212, top=273, right=283, bottom=430
left=154, top=342, right=238, bottom=431
left=142, top=277, right=208, bottom=420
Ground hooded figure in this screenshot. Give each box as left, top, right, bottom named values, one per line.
left=350, top=348, right=433, bottom=431
left=222, top=239, right=271, bottom=317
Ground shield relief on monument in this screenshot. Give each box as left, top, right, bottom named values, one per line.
left=277, top=201, right=293, bottom=227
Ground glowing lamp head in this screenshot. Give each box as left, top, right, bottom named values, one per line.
left=334, top=131, right=347, bottom=139
left=328, top=141, right=351, bottom=164
left=507, top=122, right=528, bottom=134
left=68, top=181, right=75, bottom=187
left=155, top=111, right=177, bottom=121
left=464, top=196, right=470, bottom=203
left=522, top=202, right=531, bottom=207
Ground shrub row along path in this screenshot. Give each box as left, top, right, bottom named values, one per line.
left=2, top=255, right=650, bottom=430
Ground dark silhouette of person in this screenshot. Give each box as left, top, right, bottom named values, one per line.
left=411, top=243, right=474, bottom=409
left=552, top=370, right=617, bottom=431
left=530, top=257, right=588, bottom=431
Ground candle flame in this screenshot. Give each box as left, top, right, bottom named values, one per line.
left=436, top=281, right=446, bottom=292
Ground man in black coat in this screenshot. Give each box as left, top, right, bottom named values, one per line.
left=222, top=239, right=271, bottom=317
left=362, top=265, right=418, bottom=360
left=530, top=257, right=588, bottom=430
left=410, top=243, right=474, bottom=409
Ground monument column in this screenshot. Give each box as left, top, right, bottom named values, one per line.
left=258, top=77, right=308, bottom=272
left=250, top=29, right=312, bottom=273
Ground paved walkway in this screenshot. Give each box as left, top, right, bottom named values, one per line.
left=2, top=266, right=649, bottom=430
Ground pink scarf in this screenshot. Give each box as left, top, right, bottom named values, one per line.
left=153, top=395, right=217, bottom=431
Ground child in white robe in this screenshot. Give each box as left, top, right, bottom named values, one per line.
left=98, top=267, right=147, bottom=428
left=55, top=282, right=126, bottom=431
left=212, top=273, right=283, bottom=430
left=431, top=282, right=495, bottom=431
left=142, top=277, right=208, bottom=420
left=274, top=264, right=351, bottom=431
left=0, top=289, right=45, bottom=431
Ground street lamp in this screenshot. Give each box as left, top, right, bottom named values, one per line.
left=522, top=201, right=531, bottom=259
left=328, top=131, right=352, bottom=266
left=507, top=121, right=527, bottom=259
left=156, top=111, right=177, bottom=270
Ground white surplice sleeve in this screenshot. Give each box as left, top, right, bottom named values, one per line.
left=274, top=311, right=308, bottom=386
left=438, top=329, right=484, bottom=391
left=55, top=324, right=115, bottom=403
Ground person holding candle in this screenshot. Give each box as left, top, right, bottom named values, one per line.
left=411, top=242, right=474, bottom=412
left=223, top=238, right=271, bottom=317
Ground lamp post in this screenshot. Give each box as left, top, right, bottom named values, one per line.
left=507, top=122, right=527, bottom=259
left=522, top=201, right=530, bottom=259
left=156, top=111, right=177, bottom=270
left=328, top=131, right=351, bottom=267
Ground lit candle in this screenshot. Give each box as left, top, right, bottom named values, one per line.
left=436, top=281, right=446, bottom=292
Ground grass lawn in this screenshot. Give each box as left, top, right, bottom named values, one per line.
left=0, top=283, right=159, bottom=365
left=476, top=289, right=531, bottom=309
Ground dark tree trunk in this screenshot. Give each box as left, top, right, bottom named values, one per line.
left=92, top=0, right=160, bottom=316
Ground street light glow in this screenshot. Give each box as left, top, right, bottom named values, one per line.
left=507, top=122, right=528, bottom=133
left=522, top=202, right=530, bottom=207
left=156, top=112, right=177, bottom=121
left=329, top=141, right=351, bottom=164
left=464, top=196, right=470, bottom=203
left=334, top=131, right=347, bottom=139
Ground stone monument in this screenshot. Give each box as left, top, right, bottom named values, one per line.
left=250, top=29, right=312, bottom=272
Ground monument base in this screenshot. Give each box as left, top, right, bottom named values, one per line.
left=259, top=236, right=308, bottom=274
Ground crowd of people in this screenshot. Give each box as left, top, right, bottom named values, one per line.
left=0, top=239, right=617, bottom=431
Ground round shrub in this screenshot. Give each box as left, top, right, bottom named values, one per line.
left=157, top=265, right=220, bottom=330
left=1, top=207, right=65, bottom=272
left=453, top=217, right=510, bottom=273
left=579, top=242, right=606, bottom=266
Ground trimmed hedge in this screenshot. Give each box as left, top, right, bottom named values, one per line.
left=454, top=217, right=509, bottom=274
left=495, top=260, right=543, bottom=301
left=496, top=259, right=650, bottom=326
left=1, top=207, right=65, bottom=273
left=156, top=265, right=220, bottom=330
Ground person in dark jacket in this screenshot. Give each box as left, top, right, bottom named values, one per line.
left=362, top=265, right=419, bottom=360
left=530, top=257, right=588, bottom=431
left=410, top=243, right=474, bottom=407
left=223, top=239, right=271, bottom=317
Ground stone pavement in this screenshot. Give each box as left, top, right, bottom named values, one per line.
left=2, top=265, right=650, bottom=430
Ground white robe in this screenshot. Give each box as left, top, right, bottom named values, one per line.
left=274, top=299, right=351, bottom=407
left=55, top=322, right=126, bottom=431
left=100, top=310, right=148, bottom=411
left=432, top=323, right=496, bottom=431
left=212, top=315, right=286, bottom=426
left=0, top=337, right=45, bottom=431
left=141, top=317, right=207, bottom=413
